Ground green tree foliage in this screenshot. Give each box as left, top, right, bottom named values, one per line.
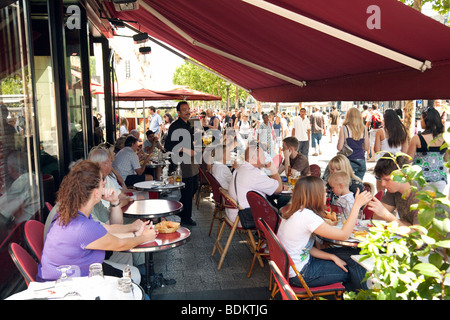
left=172, top=61, right=248, bottom=107
left=399, top=0, right=450, bottom=17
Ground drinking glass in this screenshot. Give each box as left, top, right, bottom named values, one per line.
left=88, top=263, right=105, bottom=299
left=115, top=277, right=134, bottom=300
left=55, top=265, right=73, bottom=288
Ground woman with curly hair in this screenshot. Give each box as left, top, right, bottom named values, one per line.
left=37, top=160, right=157, bottom=281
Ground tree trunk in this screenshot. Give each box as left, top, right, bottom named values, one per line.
left=403, top=100, right=415, bottom=140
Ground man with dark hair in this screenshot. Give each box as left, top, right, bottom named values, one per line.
left=367, top=155, right=419, bottom=226
left=292, top=107, right=310, bottom=157
left=164, top=101, right=199, bottom=226
left=113, top=135, right=152, bottom=187
left=278, top=136, right=310, bottom=177
left=329, top=106, right=340, bottom=143
left=148, top=106, right=163, bottom=134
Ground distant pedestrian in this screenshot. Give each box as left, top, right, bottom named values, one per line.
left=291, top=107, right=310, bottom=157
left=310, top=106, right=324, bottom=156
left=329, top=106, right=340, bottom=143
left=366, top=104, right=383, bottom=162
left=337, top=108, right=370, bottom=181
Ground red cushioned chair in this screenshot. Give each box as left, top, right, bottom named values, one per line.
left=309, top=164, right=321, bottom=177
left=24, top=220, right=45, bottom=263
left=363, top=190, right=383, bottom=219
left=196, top=163, right=212, bottom=209
left=268, top=260, right=298, bottom=300
left=205, top=171, right=225, bottom=236
left=257, top=218, right=345, bottom=300
left=246, top=191, right=280, bottom=278
left=8, top=243, right=38, bottom=286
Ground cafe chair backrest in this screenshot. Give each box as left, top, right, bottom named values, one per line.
left=246, top=191, right=280, bottom=234
left=24, top=220, right=45, bottom=263
left=256, top=218, right=314, bottom=298
left=268, top=260, right=298, bottom=300
left=205, top=171, right=222, bottom=205
left=219, top=187, right=241, bottom=210
left=309, top=164, right=321, bottom=177
left=363, top=190, right=383, bottom=219
left=8, top=242, right=37, bottom=287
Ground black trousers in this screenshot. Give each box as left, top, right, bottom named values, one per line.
left=179, top=174, right=199, bottom=221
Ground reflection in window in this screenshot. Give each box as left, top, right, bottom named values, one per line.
left=0, top=1, right=39, bottom=242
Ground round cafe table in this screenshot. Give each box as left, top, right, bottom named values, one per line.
left=133, top=180, right=185, bottom=195
left=128, top=227, right=191, bottom=295
left=123, top=199, right=188, bottom=296
left=123, top=199, right=183, bottom=220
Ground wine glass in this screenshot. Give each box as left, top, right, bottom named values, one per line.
left=55, top=265, right=73, bottom=288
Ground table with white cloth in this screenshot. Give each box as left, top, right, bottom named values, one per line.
left=6, top=276, right=144, bottom=300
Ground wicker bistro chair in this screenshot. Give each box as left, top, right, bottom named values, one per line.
left=211, top=187, right=259, bottom=270
left=205, top=171, right=225, bottom=236
left=257, top=218, right=345, bottom=300
left=246, top=191, right=280, bottom=278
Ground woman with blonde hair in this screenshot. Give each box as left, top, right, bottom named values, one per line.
left=337, top=108, right=370, bottom=180
left=323, top=154, right=365, bottom=205
left=277, top=176, right=372, bottom=291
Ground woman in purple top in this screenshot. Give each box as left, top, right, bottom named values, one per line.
left=37, top=160, right=158, bottom=281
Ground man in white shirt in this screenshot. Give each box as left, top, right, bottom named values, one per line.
left=148, top=106, right=163, bottom=134
left=291, top=107, right=311, bottom=157
left=211, top=145, right=237, bottom=190
left=226, top=143, right=283, bottom=227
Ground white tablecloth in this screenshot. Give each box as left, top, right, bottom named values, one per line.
left=6, top=276, right=143, bottom=300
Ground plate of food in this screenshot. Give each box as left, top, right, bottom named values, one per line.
left=155, top=220, right=180, bottom=234
left=324, top=211, right=338, bottom=226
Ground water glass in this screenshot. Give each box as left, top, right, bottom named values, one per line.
left=116, top=277, right=134, bottom=300
left=88, top=263, right=104, bottom=279
left=55, top=265, right=73, bottom=288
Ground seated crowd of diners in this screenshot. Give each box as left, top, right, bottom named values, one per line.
left=34, top=104, right=447, bottom=298
left=206, top=105, right=447, bottom=293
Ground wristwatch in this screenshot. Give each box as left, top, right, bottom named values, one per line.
left=110, top=200, right=120, bottom=207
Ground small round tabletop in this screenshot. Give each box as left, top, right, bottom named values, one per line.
left=128, top=226, right=191, bottom=253
left=123, top=199, right=183, bottom=219
left=134, top=180, right=185, bottom=192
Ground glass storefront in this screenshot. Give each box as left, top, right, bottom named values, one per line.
left=0, top=0, right=40, bottom=241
